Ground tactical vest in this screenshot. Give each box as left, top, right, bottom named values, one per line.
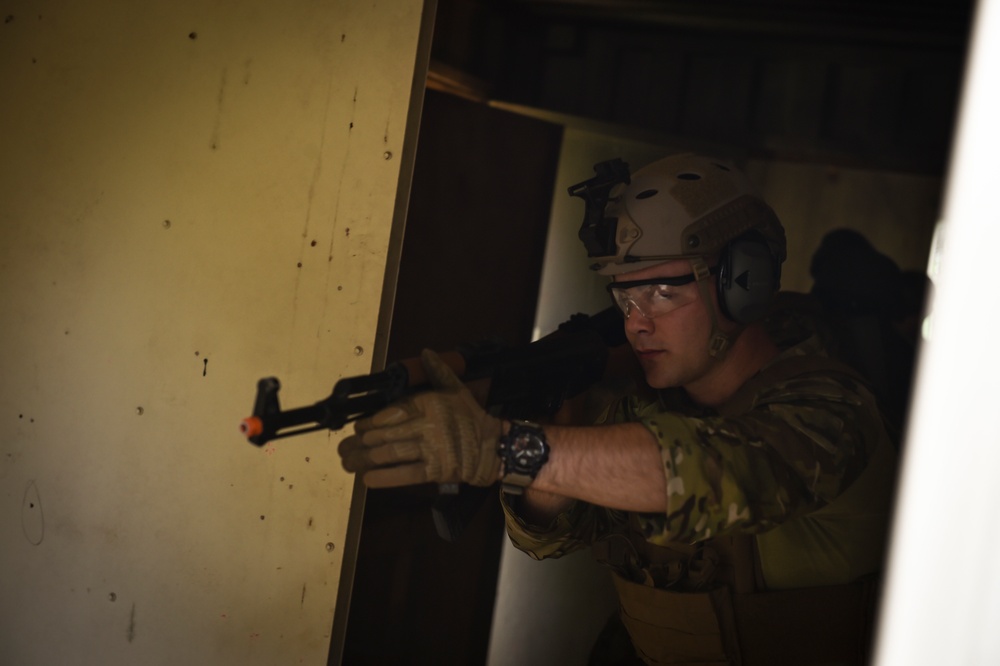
left=592, top=355, right=895, bottom=666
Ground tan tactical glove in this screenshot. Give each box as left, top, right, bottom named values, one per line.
left=338, top=349, right=503, bottom=488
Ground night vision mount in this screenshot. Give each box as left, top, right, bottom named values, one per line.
left=568, top=158, right=631, bottom=259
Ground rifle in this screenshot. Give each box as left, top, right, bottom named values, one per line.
left=239, top=307, right=628, bottom=539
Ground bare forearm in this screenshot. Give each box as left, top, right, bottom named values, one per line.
left=513, top=422, right=667, bottom=523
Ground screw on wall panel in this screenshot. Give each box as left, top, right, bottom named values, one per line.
left=325, top=542, right=335, bottom=552
left=109, top=592, right=117, bottom=602
left=383, top=151, right=392, bottom=160
left=188, top=31, right=197, bottom=40
left=163, top=219, right=171, bottom=229
left=135, top=407, right=144, bottom=416
left=353, top=346, right=363, bottom=356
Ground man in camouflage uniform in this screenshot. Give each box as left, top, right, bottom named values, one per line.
left=339, top=154, right=897, bottom=665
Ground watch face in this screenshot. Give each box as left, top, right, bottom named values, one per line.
left=504, top=424, right=549, bottom=476
left=511, top=432, right=542, bottom=469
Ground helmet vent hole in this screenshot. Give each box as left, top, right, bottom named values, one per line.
left=676, top=172, right=701, bottom=181
left=635, top=189, right=659, bottom=200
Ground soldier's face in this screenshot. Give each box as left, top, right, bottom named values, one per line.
left=616, top=259, right=726, bottom=391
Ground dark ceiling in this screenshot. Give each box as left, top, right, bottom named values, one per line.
left=497, top=0, right=972, bottom=46
left=429, top=0, right=976, bottom=174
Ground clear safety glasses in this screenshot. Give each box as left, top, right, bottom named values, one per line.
left=606, top=267, right=718, bottom=319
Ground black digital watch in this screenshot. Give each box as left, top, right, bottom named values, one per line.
left=497, top=420, right=550, bottom=495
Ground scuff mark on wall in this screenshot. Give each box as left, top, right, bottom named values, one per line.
left=127, top=603, right=137, bottom=643
left=21, top=480, right=44, bottom=545
left=299, top=75, right=339, bottom=245
left=74, top=192, right=105, bottom=225
left=289, top=73, right=357, bottom=361
left=194, top=350, right=209, bottom=376
left=287, top=70, right=339, bottom=345
left=308, top=84, right=364, bottom=349
left=2, top=449, right=21, bottom=479
left=210, top=68, right=227, bottom=150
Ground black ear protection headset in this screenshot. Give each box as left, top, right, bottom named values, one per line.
left=716, top=230, right=781, bottom=325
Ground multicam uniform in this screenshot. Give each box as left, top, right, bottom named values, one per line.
left=502, top=329, right=897, bottom=666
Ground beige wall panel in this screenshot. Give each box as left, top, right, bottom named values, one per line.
left=0, top=1, right=427, bottom=664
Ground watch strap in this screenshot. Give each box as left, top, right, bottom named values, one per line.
left=501, top=473, right=535, bottom=495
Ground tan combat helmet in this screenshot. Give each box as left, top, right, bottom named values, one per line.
left=569, top=153, right=787, bottom=353
left=571, top=153, right=786, bottom=275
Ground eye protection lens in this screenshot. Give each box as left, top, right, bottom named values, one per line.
left=606, top=269, right=716, bottom=319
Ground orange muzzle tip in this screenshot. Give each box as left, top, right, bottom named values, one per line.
left=240, top=417, right=264, bottom=438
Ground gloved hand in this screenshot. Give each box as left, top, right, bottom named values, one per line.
left=338, top=349, right=503, bottom=488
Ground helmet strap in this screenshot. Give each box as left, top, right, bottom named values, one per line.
left=690, top=256, right=732, bottom=357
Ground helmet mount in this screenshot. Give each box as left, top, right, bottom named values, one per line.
left=568, top=158, right=632, bottom=260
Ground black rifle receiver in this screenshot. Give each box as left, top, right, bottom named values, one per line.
left=239, top=308, right=628, bottom=541
left=240, top=308, right=626, bottom=446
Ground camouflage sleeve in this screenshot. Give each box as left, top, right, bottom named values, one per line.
left=633, top=370, right=880, bottom=546
left=500, top=491, right=622, bottom=560
left=500, top=359, right=883, bottom=553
